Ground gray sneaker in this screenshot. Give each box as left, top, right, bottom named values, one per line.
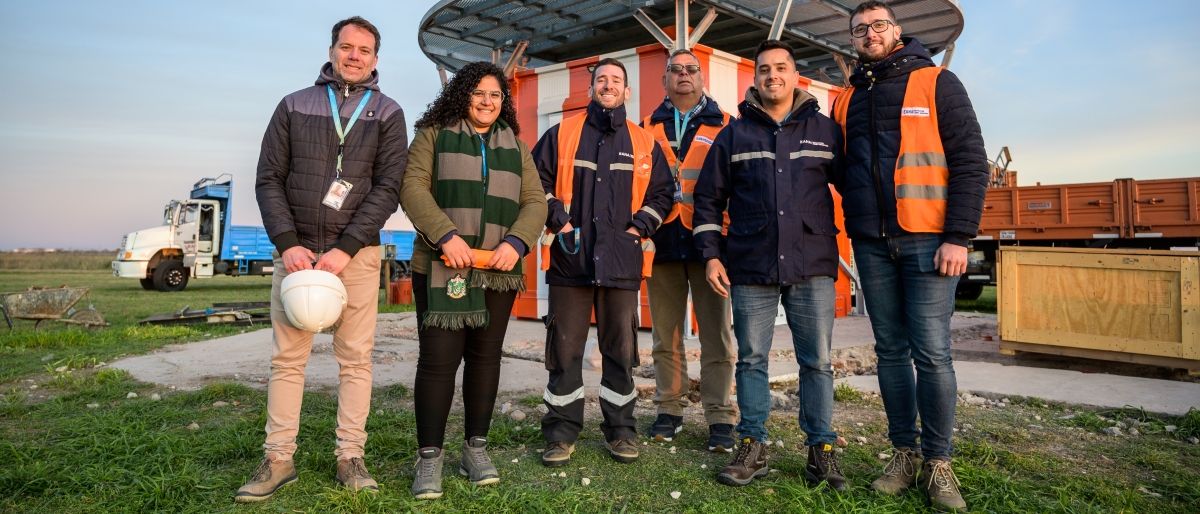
left=872, top=447, right=922, bottom=495
left=412, top=447, right=444, bottom=500
left=234, top=457, right=297, bottom=503
left=459, top=436, right=500, bottom=485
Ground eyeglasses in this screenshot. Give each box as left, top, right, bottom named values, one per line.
left=850, top=19, right=895, bottom=38
left=471, top=90, right=504, bottom=102
left=666, top=64, right=701, bottom=75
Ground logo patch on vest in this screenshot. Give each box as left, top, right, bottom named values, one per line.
left=695, top=135, right=714, bottom=145
left=901, top=107, right=930, bottom=117
left=619, top=152, right=635, bottom=159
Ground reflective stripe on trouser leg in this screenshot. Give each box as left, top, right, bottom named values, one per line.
left=542, top=285, right=592, bottom=443
left=595, top=286, right=640, bottom=442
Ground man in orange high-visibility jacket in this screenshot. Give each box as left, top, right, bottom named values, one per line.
left=830, top=2, right=988, bottom=511
left=532, top=57, right=673, bottom=468
left=640, top=49, right=737, bottom=454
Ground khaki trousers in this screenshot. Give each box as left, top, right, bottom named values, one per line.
left=262, top=246, right=380, bottom=461
left=647, top=260, right=737, bottom=425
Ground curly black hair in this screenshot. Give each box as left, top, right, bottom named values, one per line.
left=414, top=61, right=520, bottom=135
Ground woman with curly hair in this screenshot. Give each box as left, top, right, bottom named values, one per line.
left=399, top=61, right=547, bottom=500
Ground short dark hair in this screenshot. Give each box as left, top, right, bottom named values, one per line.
left=331, top=16, right=381, bottom=53
left=590, top=57, right=628, bottom=84
left=754, top=40, right=795, bottom=67
left=850, top=1, right=897, bottom=27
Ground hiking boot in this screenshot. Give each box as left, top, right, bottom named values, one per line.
left=805, top=443, right=848, bottom=491
left=921, top=458, right=967, bottom=512
left=707, top=423, right=735, bottom=453
left=871, top=447, right=921, bottom=495
left=335, top=457, right=379, bottom=492
left=716, top=437, right=769, bottom=486
left=541, top=441, right=575, bottom=467
left=650, top=414, right=684, bottom=442
left=234, top=456, right=297, bottom=503
left=606, top=438, right=639, bottom=463
left=412, top=447, right=444, bottom=500
left=459, top=436, right=500, bottom=486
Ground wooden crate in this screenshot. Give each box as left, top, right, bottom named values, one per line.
left=998, top=247, right=1200, bottom=370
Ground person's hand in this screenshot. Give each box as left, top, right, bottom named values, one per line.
left=315, top=248, right=352, bottom=275
left=489, top=242, right=521, bottom=271
left=281, top=246, right=316, bottom=273
left=441, top=235, right=473, bottom=269
left=625, top=227, right=641, bottom=237
left=705, top=259, right=730, bottom=298
left=559, top=222, right=574, bottom=234
left=934, top=243, right=968, bottom=277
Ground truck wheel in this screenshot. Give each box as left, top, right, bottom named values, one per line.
left=955, top=283, right=984, bottom=301
left=153, top=260, right=190, bottom=292
left=139, top=278, right=155, bottom=290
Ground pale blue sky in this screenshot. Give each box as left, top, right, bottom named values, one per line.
left=1, top=0, right=1196, bottom=249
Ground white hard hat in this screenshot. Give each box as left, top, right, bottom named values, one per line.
left=280, top=269, right=348, bottom=332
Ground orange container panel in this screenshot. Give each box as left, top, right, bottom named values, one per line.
left=1125, top=177, right=1200, bottom=239
left=978, top=181, right=1124, bottom=240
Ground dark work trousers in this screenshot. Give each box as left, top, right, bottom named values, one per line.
left=413, top=272, right=518, bottom=449
left=542, top=284, right=640, bottom=443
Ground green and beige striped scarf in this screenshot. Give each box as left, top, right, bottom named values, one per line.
left=424, top=118, right=525, bottom=330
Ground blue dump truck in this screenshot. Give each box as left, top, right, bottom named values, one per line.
left=112, top=175, right=413, bottom=291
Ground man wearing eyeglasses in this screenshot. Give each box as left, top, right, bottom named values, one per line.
left=534, top=58, right=674, bottom=467
left=640, top=49, right=738, bottom=454
left=830, top=1, right=988, bottom=511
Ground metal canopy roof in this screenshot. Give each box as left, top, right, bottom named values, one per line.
left=418, top=0, right=963, bottom=84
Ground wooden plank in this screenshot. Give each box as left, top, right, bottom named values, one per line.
left=999, top=340, right=1200, bottom=372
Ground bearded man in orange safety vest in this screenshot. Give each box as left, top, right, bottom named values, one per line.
left=830, top=2, right=989, bottom=511
left=532, top=57, right=674, bottom=468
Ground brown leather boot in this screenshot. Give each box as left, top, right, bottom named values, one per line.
left=805, top=443, right=848, bottom=491
left=336, top=457, right=379, bottom=492
left=234, top=457, right=297, bottom=503
left=716, top=437, right=769, bottom=486
left=921, top=458, right=967, bottom=512
left=871, top=447, right=922, bottom=495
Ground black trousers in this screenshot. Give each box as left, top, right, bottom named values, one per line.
left=542, top=284, right=639, bottom=443
left=413, top=272, right=518, bottom=449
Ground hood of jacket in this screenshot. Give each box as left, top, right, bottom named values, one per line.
left=740, top=86, right=819, bottom=126
left=648, top=94, right=726, bottom=126
left=315, top=62, right=381, bottom=94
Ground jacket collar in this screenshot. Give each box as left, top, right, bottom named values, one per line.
left=316, top=62, right=381, bottom=94
left=649, top=94, right=725, bottom=126
left=585, top=100, right=626, bottom=133
left=739, top=86, right=818, bottom=126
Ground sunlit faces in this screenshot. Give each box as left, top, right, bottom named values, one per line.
left=754, top=47, right=800, bottom=106
left=467, top=75, right=504, bottom=132
left=589, top=63, right=630, bottom=109
left=663, top=53, right=703, bottom=98
left=850, top=7, right=902, bottom=63
left=328, top=24, right=378, bottom=85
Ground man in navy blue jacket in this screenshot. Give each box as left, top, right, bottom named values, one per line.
left=832, top=2, right=988, bottom=511
left=693, top=40, right=846, bottom=491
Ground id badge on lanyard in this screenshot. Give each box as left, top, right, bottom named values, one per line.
left=323, top=85, right=372, bottom=210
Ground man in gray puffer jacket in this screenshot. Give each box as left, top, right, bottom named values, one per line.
left=237, top=16, right=405, bottom=503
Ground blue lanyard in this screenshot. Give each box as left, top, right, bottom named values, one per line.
left=672, top=107, right=693, bottom=152
left=478, top=134, right=488, bottom=180
left=326, top=85, right=373, bottom=176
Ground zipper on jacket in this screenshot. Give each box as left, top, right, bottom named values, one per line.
left=866, top=72, right=888, bottom=238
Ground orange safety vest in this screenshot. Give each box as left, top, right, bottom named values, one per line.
left=643, top=111, right=730, bottom=230
left=539, top=112, right=658, bottom=278
left=831, top=66, right=949, bottom=233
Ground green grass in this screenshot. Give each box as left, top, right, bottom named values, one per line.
left=0, top=251, right=114, bottom=271
left=955, top=285, right=997, bottom=313
left=1, top=370, right=1196, bottom=513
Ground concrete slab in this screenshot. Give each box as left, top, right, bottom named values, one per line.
left=839, top=361, right=1200, bottom=416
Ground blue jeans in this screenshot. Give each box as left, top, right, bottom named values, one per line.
left=853, top=234, right=959, bottom=460
left=730, top=278, right=837, bottom=445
